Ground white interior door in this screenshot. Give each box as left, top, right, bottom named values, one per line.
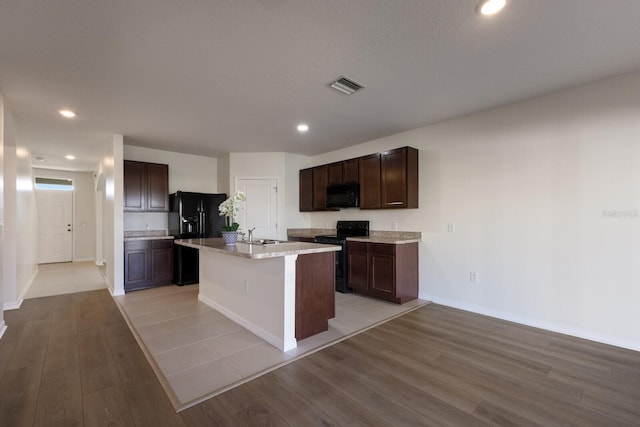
left=236, top=178, right=278, bottom=239
left=37, top=189, right=73, bottom=263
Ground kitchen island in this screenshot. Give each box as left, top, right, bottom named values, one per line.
left=175, top=238, right=341, bottom=351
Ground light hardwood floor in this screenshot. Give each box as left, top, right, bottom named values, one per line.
left=1, top=289, right=638, bottom=426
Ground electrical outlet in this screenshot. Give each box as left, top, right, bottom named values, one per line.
left=470, top=272, right=479, bottom=283
left=448, top=222, right=455, bottom=232
left=393, top=221, right=398, bottom=230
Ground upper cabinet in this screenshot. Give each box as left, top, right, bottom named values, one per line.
left=379, top=146, right=418, bottom=209
left=327, top=159, right=359, bottom=186
left=299, top=168, right=314, bottom=212
left=298, top=146, right=418, bottom=211
left=312, top=165, right=330, bottom=210
left=299, top=165, right=337, bottom=212
left=124, top=160, right=169, bottom=212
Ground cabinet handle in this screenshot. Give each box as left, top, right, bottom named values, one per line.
left=386, top=201, right=403, bottom=205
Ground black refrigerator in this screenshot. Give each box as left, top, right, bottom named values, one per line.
left=169, top=191, right=227, bottom=285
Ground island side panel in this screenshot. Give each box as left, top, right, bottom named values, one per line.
left=197, top=250, right=298, bottom=351
left=295, top=251, right=336, bottom=340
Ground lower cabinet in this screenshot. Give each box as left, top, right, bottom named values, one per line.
left=347, top=241, right=418, bottom=304
left=125, top=239, right=174, bottom=292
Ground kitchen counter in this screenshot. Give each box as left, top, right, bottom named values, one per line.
left=286, top=228, right=421, bottom=244
left=124, top=230, right=174, bottom=241
left=175, top=238, right=340, bottom=259
left=286, top=228, right=335, bottom=239
left=347, top=236, right=420, bottom=244
left=175, top=238, right=339, bottom=352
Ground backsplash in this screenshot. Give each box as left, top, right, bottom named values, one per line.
left=124, top=212, right=168, bottom=231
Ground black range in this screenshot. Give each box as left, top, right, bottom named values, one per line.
left=314, top=220, right=369, bottom=293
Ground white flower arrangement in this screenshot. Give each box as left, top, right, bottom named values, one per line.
left=218, top=191, right=246, bottom=231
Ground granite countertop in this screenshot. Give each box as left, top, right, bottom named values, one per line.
left=175, top=238, right=341, bottom=260
left=286, top=228, right=421, bottom=244
left=124, top=230, right=174, bottom=241
left=347, top=236, right=420, bottom=244
left=286, top=228, right=335, bottom=238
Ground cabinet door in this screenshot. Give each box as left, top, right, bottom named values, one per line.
left=150, top=240, right=173, bottom=286
left=124, top=161, right=146, bottom=211
left=312, top=165, right=329, bottom=210
left=381, top=147, right=407, bottom=208
left=369, top=243, right=395, bottom=298
left=327, top=162, right=344, bottom=186
left=124, top=241, right=150, bottom=290
left=381, top=147, right=418, bottom=209
left=343, top=159, right=359, bottom=184
left=358, top=153, right=381, bottom=209
left=347, top=242, right=368, bottom=290
left=147, top=163, right=169, bottom=211
left=299, top=168, right=313, bottom=212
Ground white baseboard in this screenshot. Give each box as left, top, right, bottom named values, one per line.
left=4, top=268, right=39, bottom=311
left=0, top=320, right=7, bottom=340
left=198, top=293, right=295, bottom=351
left=420, top=294, right=639, bottom=352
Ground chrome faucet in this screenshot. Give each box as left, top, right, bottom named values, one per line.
left=247, top=227, right=256, bottom=243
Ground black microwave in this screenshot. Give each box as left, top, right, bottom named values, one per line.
left=326, top=183, right=360, bottom=208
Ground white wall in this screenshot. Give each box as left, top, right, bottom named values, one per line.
left=305, top=71, right=640, bottom=351
left=32, top=168, right=96, bottom=262
left=2, top=111, right=38, bottom=310
left=95, top=135, right=124, bottom=295
left=15, top=146, right=38, bottom=303
left=124, top=145, right=219, bottom=193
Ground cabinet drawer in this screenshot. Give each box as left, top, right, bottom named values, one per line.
left=125, top=240, right=148, bottom=251
left=151, top=239, right=173, bottom=249
left=347, top=241, right=368, bottom=253
left=369, top=243, right=395, bottom=256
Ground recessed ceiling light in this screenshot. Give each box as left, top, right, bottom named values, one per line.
left=297, top=124, right=309, bottom=132
left=59, top=109, right=76, bottom=118
left=65, top=155, right=76, bottom=160
left=477, top=0, right=507, bottom=16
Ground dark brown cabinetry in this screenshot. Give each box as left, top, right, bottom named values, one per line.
left=358, top=153, right=382, bottom=209
left=299, top=165, right=338, bottom=211
left=347, top=241, right=418, bottom=304
left=359, top=147, right=418, bottom=209
left=125, top=239, right=174, bottom=292
left=327, top=159, right=359, bottom=186
left=299, top=146, right=417, bottom=211
left=299, top=168, right=313, bottom=212
left=124, top=160, right=169, bottom=211
left=312, top=165, right=329, bottom=210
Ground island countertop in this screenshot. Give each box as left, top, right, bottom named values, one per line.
left=175, top=238, right=341, bottom=259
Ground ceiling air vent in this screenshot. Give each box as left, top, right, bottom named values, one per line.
left=329, top=75, right=365, bottom=95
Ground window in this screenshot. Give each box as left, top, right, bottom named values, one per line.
left=34, top=177, right=73, bottom=191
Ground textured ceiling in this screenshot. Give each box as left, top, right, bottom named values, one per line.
left=1, top=0, right=640, bottom=171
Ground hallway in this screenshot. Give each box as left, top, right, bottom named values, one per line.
left=25, top=261, right=106, bottom=300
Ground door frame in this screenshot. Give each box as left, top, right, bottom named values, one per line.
left=34, top=174, right=76, bottom=263
left=234, top=176, right=280, bottom=240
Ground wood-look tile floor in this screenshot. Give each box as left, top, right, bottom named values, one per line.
left=114, top=285, right=427, bottom=409
left=1, top=289, right=638, bottom=426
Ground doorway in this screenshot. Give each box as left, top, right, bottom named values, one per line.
left=35, top=178, right=73, bottom=264
left=235, top=178, right=278, bottom=239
